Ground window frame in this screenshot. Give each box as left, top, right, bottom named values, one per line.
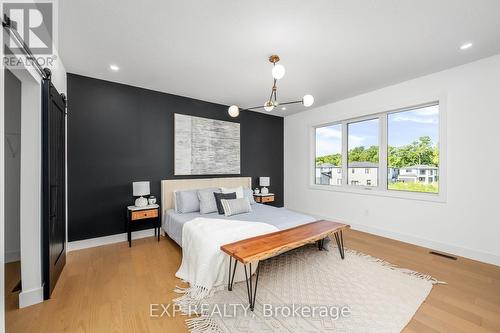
left=310, top=100, right=446, bottom=203
left=314, top=121, right=343, bottom=186
left=346, top=116, right=382, bottom=188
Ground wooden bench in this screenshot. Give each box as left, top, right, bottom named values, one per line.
left=220, top=220, right=350, bottom=311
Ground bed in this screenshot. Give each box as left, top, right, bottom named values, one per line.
left=161, top=177, right=316, bottom=246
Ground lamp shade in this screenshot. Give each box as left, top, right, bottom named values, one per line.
left=302, top=94, right=314, bottom=107
left=263, top=101, right=274, bottom=112
left=133, top=181, right=150, bottom=196
left=272, top=64, right=285, bottom=80
left=259, top=177, right=270, bottom=187
left=228, top=105, right=239, bottom=117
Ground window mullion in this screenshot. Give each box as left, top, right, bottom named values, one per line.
left=341, top=121, right=348, bottom=186
left=379, top=114, right=388, bottom=191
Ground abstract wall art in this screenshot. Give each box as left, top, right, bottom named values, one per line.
left=174, top=113, right=241, bottom=175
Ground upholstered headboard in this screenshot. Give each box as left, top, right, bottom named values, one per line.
left=161, top=177, right=252, bottom=213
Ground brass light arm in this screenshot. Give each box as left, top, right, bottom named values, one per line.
left=227, top=54, right=314, bottom=116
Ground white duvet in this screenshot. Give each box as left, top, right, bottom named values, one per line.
left=174, top=217, right=278, bottom=306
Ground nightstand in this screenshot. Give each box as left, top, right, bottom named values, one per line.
left=127, top=204, right=160, bottom=247
left=253, top=193, right=275, bottom=204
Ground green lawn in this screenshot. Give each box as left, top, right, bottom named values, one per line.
left=388, top=181, right=438, bottom=193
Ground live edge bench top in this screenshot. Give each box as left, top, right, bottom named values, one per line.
left=220, top=220, right=350, bottom=264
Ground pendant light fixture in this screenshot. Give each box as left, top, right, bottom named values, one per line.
left=228, top=55, right=314, bottom=117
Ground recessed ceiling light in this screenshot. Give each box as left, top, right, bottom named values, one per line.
left=460, top=42, right=472, bottom=50
left=281, top=107, right=287, bottom=111
left=109, top=64, right=119, bottom=71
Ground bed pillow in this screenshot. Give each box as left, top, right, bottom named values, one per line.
left=214, top=192, right=237, bottom=214
left=221, top=198, right=252, bottom=217
left=197, top=187, right=221, bottom=214
left=175, top=189, right=200, bottom=213
left=243, top=187, right=256, bottom=204
left=221, top=186, right=244, bottom=199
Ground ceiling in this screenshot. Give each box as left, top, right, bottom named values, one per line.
left=58, top=0, right=500, bottom=117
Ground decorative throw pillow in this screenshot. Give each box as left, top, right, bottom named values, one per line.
left=197, top=187, right=221, bottom=214
left=174, top=189, right=200, bottom=213
left=221, top=198, right=252, bottom=217
left=214, top=192, right=237, bottom=214
left=221, top=186, right=244, bottom=199
left=243, top=187, right=256, bottom=204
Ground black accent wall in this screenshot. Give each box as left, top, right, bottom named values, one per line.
left=67, top=73, right=284, bottom=241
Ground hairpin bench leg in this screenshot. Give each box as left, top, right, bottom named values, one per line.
left=334, top=231, right=345, bottom=259
left=244, top=262, right=260, bottom=311
left=317, top=238, right=325, bottom=251
left=228, top=257, right=238, bottom=291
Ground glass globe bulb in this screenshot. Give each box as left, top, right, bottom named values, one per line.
left=272, top=64, right=286, bottom=80
left=263, top=101, right=274, bottom=112
left=302, top=94, right=314, bottom=107
left=228, top=105, right=239, bottom=117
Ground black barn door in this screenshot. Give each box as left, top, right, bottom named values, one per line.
left=42, top=72, right=67, bottom=299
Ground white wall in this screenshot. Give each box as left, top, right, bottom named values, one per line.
left=284, top=54, right=500, bottom=266
left=4, top=70, right=22, bottom=263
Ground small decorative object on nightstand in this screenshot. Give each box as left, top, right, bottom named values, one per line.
left=259, top=177, right=270, bottom=194
left=127, top=204, right=160, bottom=247
left=133, top=181, right=150, bottom=207
left=254, top=188, right=260, bottom=194
left=253, top=193, right=275, bottom=204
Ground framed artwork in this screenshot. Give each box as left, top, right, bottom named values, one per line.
left=174, top=113, right=241, bottom=175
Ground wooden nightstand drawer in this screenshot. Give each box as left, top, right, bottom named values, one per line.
left=131, top=209, right=158, bottom=221
left=254, top=194, right=275, bottom=203
left=261, top=195, right=274, bottom=203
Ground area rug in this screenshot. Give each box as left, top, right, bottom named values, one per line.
left=174, top=244, right=443, bottom=333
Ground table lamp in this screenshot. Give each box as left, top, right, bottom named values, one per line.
left=259, top=177, right=270, bottom=194
left=133, top=181, right=150, bottom=207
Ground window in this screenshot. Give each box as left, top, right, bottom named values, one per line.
left=348, top=118, right=379, bottom=187
left=315, top=124, right=342, bottom=185
left=313, top=102, right=440, bottom=197
left=388, top=104, right=439, bottom=193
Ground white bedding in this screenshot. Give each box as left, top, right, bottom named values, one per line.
left=164, top=204, right=316, bottom=246
left=174, top=217, right=278, bottom=307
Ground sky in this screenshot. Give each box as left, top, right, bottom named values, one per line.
left=316, top=105, right=439, bottom=157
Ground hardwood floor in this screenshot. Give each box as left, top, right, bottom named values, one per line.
left=4, top=261, right=21, bottom=314
left=5, top=230, right=500, bottom=332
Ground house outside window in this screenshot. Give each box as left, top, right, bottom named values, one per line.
left=313, top=103, right=440, bottom=196
left=315, top=124, right=342, bottom=186
left=348, top=118, right=379, bottom=187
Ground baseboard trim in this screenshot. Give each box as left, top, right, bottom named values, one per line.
left=5, top=249, right=20, bottom=263
left=287, top=208, right=500, bottom=267
left=349, top=223, right=500, bottom=267
left=67, top=228, right=156, bottom=252
left=19, top=286, right=43, bottom=308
